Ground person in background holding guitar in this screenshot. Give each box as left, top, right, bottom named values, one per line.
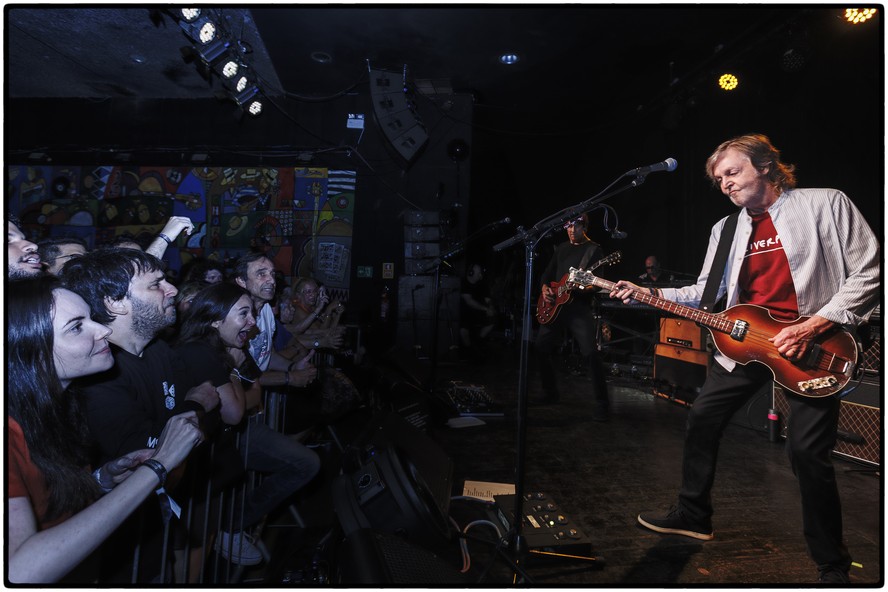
left=610, top=134, right=879, bottom=584
left=536, top=212, right=610, bottom=421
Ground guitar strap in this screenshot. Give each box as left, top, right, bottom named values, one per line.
left=578, top=242, right=598, bottom=270
left=699, top=211, right=740, bottom=313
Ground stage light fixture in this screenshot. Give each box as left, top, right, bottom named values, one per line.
left=211, top=53, right=243, bottom=80
left=845, top=8, right=877, bottom=24
left=717, top=73, right=739, bottom=91
left=180, top=16, right=218, bottom=45
left=227, top=73, right=261, bottom=97
left=246, top=99, right=263, bottom=116
left=170, top=8, right=265, bottom=120
left=220, top=59, right=239, bottom=79
left=197, top=20, right=216, bottom=44
left=231, top=85, right=263, bottom=116
left=499, top=53, right=520, bottom=65
left=179, top=8, right=201, bottom=23
left=193, top=39, right=229, bottom=65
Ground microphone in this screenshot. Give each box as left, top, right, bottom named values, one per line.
left=631, top=158, right=678, bottom=176
left=611, top=229, right=628, bottom=239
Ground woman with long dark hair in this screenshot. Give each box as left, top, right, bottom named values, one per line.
left=175, top=282, right=320, bottom=565
left=6, top=275, right=203, bottom=583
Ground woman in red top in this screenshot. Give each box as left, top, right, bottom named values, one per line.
left=6, top=275, right=207, bottom=583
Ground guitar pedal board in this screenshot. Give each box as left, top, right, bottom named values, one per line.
left=446, top=381, right=504, bottom=418
left=493, top=492, right=598, bottom=560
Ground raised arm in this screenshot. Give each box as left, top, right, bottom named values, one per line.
left=145, top=216, right=194, bottom=259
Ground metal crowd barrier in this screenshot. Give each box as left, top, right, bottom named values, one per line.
left=91, top=391, right=288, bottom=585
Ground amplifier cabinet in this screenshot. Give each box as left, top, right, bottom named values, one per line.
left=653, top=344, right=710, bottom=406
left=773, top=381, right=881, bottom=467
left=659, top=318, right=705, bottom=350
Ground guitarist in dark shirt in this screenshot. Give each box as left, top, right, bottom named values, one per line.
left=535, top=213, right=610, bottom=420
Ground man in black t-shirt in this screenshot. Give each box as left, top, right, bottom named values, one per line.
left=536, top=213, right=609, bottom=419
left=64, top=248, right=218, bottom=462
left=62, top=248, right=219, bottom=583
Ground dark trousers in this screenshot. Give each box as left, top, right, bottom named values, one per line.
left=678, top=360, right=850, bottom=571
left=238, top=420, right=321, bottom=528
left=535, top=301, right=608, bottom=405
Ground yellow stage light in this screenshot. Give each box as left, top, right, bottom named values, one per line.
left=718, top=73, right=739, bottom=91
left=845, top=8, right=877, bottom=24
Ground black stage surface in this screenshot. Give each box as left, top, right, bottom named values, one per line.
left=243, top=338, right=882, bottom=587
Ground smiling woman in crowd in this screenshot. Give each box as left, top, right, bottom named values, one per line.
left=6, top=275, right=203, bottom=583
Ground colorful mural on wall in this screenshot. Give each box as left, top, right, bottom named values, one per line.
left=7, top=165, right=356, bottom=295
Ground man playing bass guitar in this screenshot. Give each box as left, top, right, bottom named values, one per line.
left=535, top=212, right=609, bottom=421
left=610, top=134, right=879, bottom=584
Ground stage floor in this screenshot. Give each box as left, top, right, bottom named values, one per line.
left=424, top=342, right=882, bottom=586
left=248, top=339, right=882, bottom=587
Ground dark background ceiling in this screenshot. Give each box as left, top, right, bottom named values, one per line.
left=7, top=6, right=822, bottom=122
left=5, top=5, right=884, bottom=279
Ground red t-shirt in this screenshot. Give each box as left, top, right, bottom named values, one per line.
left=7, top=416, right=68, bottom=530
left=738, top=211, right=799, bottom=320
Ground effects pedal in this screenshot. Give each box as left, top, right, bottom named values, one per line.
left=493, top=492, right=598, bottom=561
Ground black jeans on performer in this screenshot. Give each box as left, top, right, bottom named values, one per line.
left=535, top=300, right=608, bottom=406
left=678, top=360, right=851, bottom=571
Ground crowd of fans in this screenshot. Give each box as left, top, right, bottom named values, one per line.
left=6, top=214, right=362, bottom=584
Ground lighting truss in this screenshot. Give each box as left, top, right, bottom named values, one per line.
left=171, top=9, right=265, bottom=117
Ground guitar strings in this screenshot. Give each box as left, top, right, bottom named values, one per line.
left=586, top=275, right=850, bottom=373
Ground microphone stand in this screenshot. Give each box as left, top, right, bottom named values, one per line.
left=421, top=219, right=511, bottom=392
left=492, top=169, right=652, bottom=579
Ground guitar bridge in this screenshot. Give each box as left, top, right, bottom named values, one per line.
left=797, top=376, right=839, bottom=394
left=730, top=319, right=749, bottom=340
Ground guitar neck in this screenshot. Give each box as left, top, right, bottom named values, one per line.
left=590, top=277, right=733, bottom=335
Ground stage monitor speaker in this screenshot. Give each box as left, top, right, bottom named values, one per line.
left=369, top=68, right=429, bottom=165
left=773, top=380, right=881, bottom=467
left=335, top=528, right=467, bottom=585
left=333, top=412, right=454, bottom=555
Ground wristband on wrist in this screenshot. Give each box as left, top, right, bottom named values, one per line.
left=93, top=467, right=113, bottom=493
left=158, top=232, right=173, bottom=244
left=649, top=287, right=658, bottom=297
left=141, top=459, right=168, bottom=488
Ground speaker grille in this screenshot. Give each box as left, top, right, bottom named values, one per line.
left=773, top=384, right=880, bottom=466
left=860, top=324, right=880, bottom=374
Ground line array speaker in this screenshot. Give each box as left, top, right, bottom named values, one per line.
left=369, top=68, right=428, bottom=165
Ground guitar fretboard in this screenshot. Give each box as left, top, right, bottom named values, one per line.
left=584, top=274, right=733, bottom=336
